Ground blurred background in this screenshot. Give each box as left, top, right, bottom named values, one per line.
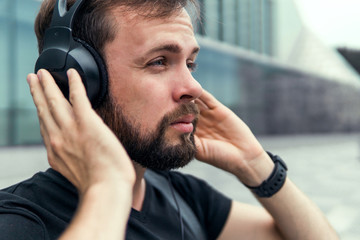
left=1, top=0, right=360, bottom=239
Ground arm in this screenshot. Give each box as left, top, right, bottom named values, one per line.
left=194, top=90, right=338, bottom=240
left=27, top=69, right=135, bottom=240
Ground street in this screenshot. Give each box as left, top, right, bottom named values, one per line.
left=1, top=133, right=359, bottom=239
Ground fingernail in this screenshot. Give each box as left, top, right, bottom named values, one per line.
left=67, top=68, right=74, bottom=78
left=37, top=69, right=42, bottom=80
left=26, top=74, right=32, bottom=84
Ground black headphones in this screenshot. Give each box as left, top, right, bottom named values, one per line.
left=34, top=0, right=108, bottom=108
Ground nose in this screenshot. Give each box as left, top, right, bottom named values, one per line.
left=172, top=66, right=203, bottom=103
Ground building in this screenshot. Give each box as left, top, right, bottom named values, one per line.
left=0, top=0, right=42, bottom=146
left=1, top=0, right=360, bottom=146
left=197, top=0, right=274, bottom=56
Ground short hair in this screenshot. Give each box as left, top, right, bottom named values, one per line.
left=34, top=0, right=199, bottom=58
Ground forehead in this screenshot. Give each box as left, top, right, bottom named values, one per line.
left=111, top=7, right=195, bottom=42
left=112, top=6, right=194, bottom=27
left=103, top=7, right=199, bottom=61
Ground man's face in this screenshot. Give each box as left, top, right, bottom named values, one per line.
left=101, top=8, right=203, bottom=170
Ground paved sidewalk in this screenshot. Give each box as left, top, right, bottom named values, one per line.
left=1, top=133, right=359, bottom=239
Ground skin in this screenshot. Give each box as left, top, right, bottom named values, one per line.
left=104, top=9, right=202, bottom=146
left=27, top=6, right=339, bottom=240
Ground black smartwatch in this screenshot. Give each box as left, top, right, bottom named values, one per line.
left=245, top=152, right=288, bottom=198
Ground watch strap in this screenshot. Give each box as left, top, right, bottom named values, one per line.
left=245, top=152, right=288, bottom=198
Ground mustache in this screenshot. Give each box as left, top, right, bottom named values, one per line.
left=158, top=102, right=199, bottom=132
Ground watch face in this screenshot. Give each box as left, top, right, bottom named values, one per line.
left=273, top=154, right=288, bottom=170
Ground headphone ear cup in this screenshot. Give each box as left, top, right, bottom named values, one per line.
left=35, top=37, right=109, bottom=109
left=73, top=38, right=108, bottom=108
left=34, top=0, right=108, bottom=108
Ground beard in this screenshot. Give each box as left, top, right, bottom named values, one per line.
left=96, top=95, right=199, bottom=171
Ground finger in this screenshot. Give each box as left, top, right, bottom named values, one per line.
left=37, top=69, right=74, bottom=130
left=28, top=73, right=65, bottom=171
left=29, top=72, right=80, bottom=187
left=67, top=69, right=94, bottom=122
left=38, top=118, right=50, bottom=148
left=194, top=98, right=209, bottom=112
left=28, top=74, right=54, bottom=153
left=27, top=72, right=60, bottom=134
left=39, top=116, right=77, bottom=188
left=27, top=73, right=47, bottom=116
left=197, top=89, right=222, bottom=110
left=39, top=118, right=75, bottom=185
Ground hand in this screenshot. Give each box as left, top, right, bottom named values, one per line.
left=195, top=91, right=339, bottom=240
left=27, top=69, right=135, bottom=194
left=194, top=90, right=273, bottom=185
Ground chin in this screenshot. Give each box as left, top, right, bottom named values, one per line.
left=131, top=134, right=197, bottom=171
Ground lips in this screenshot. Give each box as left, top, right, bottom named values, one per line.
left=171, top=114, right=195, bottom=124
left=170, top=114, right=195, bottom=133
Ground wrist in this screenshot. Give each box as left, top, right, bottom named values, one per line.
left=235, top=151, right=275, bottom=187
left=81, top=180, right=133, bottom=223
left=66, top=179, right=133, bottom=240
left=83, top=179, right=133, bottom=202
left=245, top=152, right=288, bottom=198
left=78, top=165, right=136, bottom=196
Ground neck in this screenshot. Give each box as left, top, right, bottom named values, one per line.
left=131, top=162, right=147, bottom=211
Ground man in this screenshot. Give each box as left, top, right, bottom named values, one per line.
left=0, top=0, right=338, bottom=239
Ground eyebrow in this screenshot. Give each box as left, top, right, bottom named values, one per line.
left=134, top=43, right=200, bottom=65
left=147, top=44, right=199, bottom=55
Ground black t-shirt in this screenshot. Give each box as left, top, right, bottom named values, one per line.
left=0, top=169, right=231, bottom=240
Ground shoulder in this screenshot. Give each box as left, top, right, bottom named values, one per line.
left=0, top=169, right=77, bottom=239
left=1, top=169, right=77, bottom=209
left=2, top=168, right=76, bottom=196
left=0, top=192, right=49, bottom=240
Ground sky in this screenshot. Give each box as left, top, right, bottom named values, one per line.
left=294, top=0, right=360, bottom=49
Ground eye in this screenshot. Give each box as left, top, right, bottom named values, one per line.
left=147, top=57, right=167, bottom=67
left=187, top=62, right=198, bottom=72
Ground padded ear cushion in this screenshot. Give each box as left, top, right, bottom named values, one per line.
left=74, top=38, right=108, bottom=108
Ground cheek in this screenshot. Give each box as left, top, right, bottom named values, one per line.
left=133, top=86, right=171, bottom=130
left=109, top=79, right=173, bottom=133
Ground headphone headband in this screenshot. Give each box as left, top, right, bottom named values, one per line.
left=51, top=0, right=85, bottom=28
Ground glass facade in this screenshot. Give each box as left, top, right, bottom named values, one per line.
left=198, top=0, right=274, bottom=56
left=272, top=0, right=303, bottom=60
left=0, top=0, right=308, bottom=146
left=1, top=0, right=357, bottom=146
left=0, top=0, right=42, bottom=146
left=193, top=39, right=242, bottom=108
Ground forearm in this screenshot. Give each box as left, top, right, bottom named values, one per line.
left=59, top=181, right=133, bottom=240
left=257, top=178, right=338, bottom=239
left=241, top=153, right=339, bottom=240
